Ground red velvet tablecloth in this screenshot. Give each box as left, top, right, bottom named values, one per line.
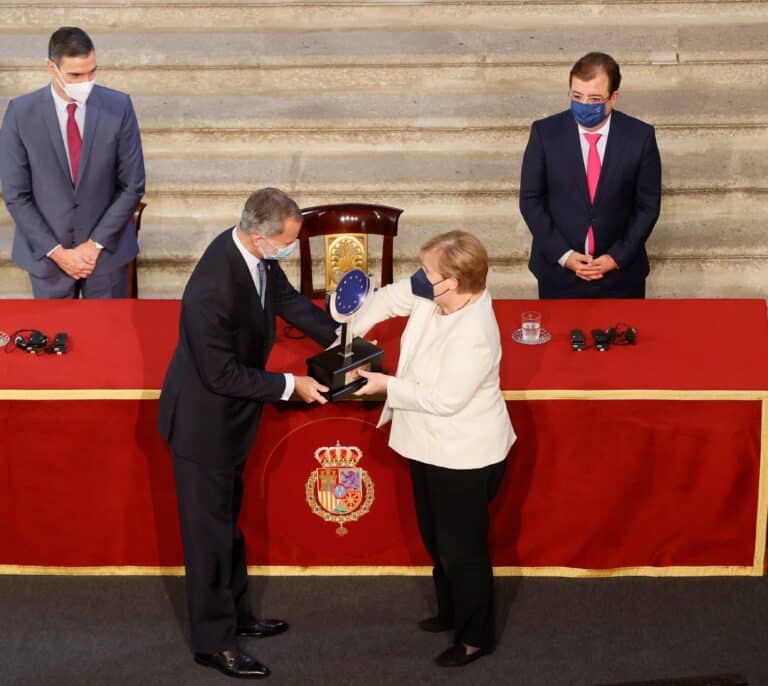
left=1, top=298, right=766, bottom=576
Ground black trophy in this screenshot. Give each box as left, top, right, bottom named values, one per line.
left=307, top=269, right=384, bottom=401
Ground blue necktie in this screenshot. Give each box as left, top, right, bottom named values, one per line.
left=256, top=261, right=266, bottom=307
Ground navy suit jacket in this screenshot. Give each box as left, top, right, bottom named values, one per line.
left=0, top=85, right=145, bottom=278
left=157, top=229, right=337, bottom=466
left=519, top=109, right=661, bottom=293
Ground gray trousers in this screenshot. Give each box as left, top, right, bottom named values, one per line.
left=29, top=265, right=128, bottom=299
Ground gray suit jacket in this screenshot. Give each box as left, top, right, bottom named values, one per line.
left=0, top=84, right=145, bottom=278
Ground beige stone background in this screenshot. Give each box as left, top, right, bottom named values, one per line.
left=1, top=1, right=767, bottom=298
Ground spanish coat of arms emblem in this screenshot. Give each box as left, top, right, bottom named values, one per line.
left=305, top=441, right=375, bottom=535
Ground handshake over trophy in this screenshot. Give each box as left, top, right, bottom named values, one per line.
left=307, top=269, right=384, bottom=401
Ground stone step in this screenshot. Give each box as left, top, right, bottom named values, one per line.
left=132, top=255, right=768, bottom=300
left=48, top=142, right=768, bottom=196
left=5, top=1, right=767, bottom=33
left=3, top=142, right=765, bottom=233
left=5, top=62, right=767, bottom=99
left=3, top=26, right=766, bottom=66
left=6, top=190, right=754, bottom=244
left=1, top=25, right=766, bottom=85
left=3, top=190, right=766, bottom=264
left=3, top=92, right=766, bottom=147
left=1, top=253, right=765, bottom=300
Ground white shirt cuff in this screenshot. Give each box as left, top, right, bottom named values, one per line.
left=281, top=373, right=295, bottom=401
left=558, top=250, right=573, bottom=268
left=92, top=240, right=104, bottom=250
left=47, top=244, right=62, bottom=258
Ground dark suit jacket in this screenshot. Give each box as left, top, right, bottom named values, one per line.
left=157, top=228, right=337, bottom=465
left=0, top=85, right=145, bottom=278
left=519, top=109, right=661, bottom=294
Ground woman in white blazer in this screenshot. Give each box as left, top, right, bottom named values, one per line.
left=354, top=230, right=515, bottom=668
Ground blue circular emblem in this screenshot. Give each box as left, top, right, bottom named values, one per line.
left=333, top=484, right=347, bottom=498
left=334, top=269, right=370, bottom=316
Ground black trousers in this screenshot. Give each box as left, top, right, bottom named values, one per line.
left=408, top=458, right=506, bottom=651
left=172, top=452, right=254, bottom=654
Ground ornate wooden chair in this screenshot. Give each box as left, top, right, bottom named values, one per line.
left=298, top=203, right=403, bottom=299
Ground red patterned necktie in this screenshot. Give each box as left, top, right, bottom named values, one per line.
left=584, top=132, right=602, bottom=256
left=66, top=102, right=82, bottom=186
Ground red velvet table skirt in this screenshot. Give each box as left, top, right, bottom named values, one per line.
left=1, top=298, right=766, bottom=576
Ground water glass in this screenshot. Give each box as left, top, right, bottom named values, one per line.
left=521, top=311, right=541, bottom=343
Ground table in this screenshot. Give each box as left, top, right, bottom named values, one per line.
left=1, top=298, right=766, bottom=577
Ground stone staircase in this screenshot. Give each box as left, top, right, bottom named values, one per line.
left=1, top=1, right=767, bottom=298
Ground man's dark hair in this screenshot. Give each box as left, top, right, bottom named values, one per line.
left=569, top=52, right=622, bottom=94
left=240, top=188, right=302, bottom=237
left=48, top=27, right=94, bottom=65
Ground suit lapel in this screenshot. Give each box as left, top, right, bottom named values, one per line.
left=226, top=231, right=265, bottom=327
left=75, top=87, right=100, bottom=193
left=563, top=114, right=591, bottom=208
left=41, top=88, right=72, bottom=185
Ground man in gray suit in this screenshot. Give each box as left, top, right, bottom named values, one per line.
left=0, top=26, right=145, bottom=298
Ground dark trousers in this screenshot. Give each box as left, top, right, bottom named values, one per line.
left=29, top=264, right=128, bottom=299
left=172, top=452, right=254, bottom=654
left=538, top=278, right=645, bottom=300
left=408, top=458, right=506, bottom=651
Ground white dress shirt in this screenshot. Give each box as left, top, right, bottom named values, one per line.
left=558, top=114, right=612, bottom=266
left=47, top=85, right=103, bottom=256
left=231, top=227, right=294, bottom=400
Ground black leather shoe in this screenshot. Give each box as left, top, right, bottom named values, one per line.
left=237, top=618, right=289, bottom=638
left=435, top=643, right=489, bottom=668
left=194, top=649, right=270, bottom=678
left=418, top=616, right=454, bottom=633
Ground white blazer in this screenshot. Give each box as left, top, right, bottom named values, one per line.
left=352, top=278, right=516, bottom=470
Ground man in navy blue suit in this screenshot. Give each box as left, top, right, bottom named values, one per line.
left=0, top=27, right=145, bottom=298
left=159, top=188, right=336, bottom=679
left=520, top=52, right=661, bottom=299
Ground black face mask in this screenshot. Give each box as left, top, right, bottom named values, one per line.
left=410, top=268, right=450, bottom=300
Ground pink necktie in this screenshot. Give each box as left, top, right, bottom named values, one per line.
left=66, top=102, right=82, bottom=186
left=584, top=132, right=602, bottom=256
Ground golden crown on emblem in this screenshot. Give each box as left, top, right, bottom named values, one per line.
left=314, top=441, right=363, bottom=467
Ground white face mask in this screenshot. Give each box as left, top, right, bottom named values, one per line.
left=54, top=65, right=95, bottom=104
left=262, top=237, right=298, bottom=261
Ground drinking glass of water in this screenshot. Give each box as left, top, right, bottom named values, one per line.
left=521, top=311, right=541, bottom=343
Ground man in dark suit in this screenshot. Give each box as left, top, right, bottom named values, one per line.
left=0, top=26, right=145, bottom=298
left=158, top=188, right=336, bottom=679
left=520, top=52, right=661, bottom=299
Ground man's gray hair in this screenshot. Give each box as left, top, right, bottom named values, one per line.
left=239, top=188, right=302, bottom=237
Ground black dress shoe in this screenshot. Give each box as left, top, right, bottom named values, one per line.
left=418, top=616, right=454, bottom=633
left=194, top=649, right=270, bottom=678
left=237, top=618, right=289, bottom=638
left=435, top=643, right=489, bottom=668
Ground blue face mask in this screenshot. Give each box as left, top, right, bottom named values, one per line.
left=262, top=237, right=297, bottom=261
left=410, top=268, right=450, bottom=300
left=570, top=99, right=607, bottom=128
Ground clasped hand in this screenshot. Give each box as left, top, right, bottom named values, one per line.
left=50, top=240, right=102, bottom=280
left=565, top=252, right=618, bottom=282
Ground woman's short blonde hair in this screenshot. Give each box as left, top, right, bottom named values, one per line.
left=420, top=230, right=488, bottom=294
